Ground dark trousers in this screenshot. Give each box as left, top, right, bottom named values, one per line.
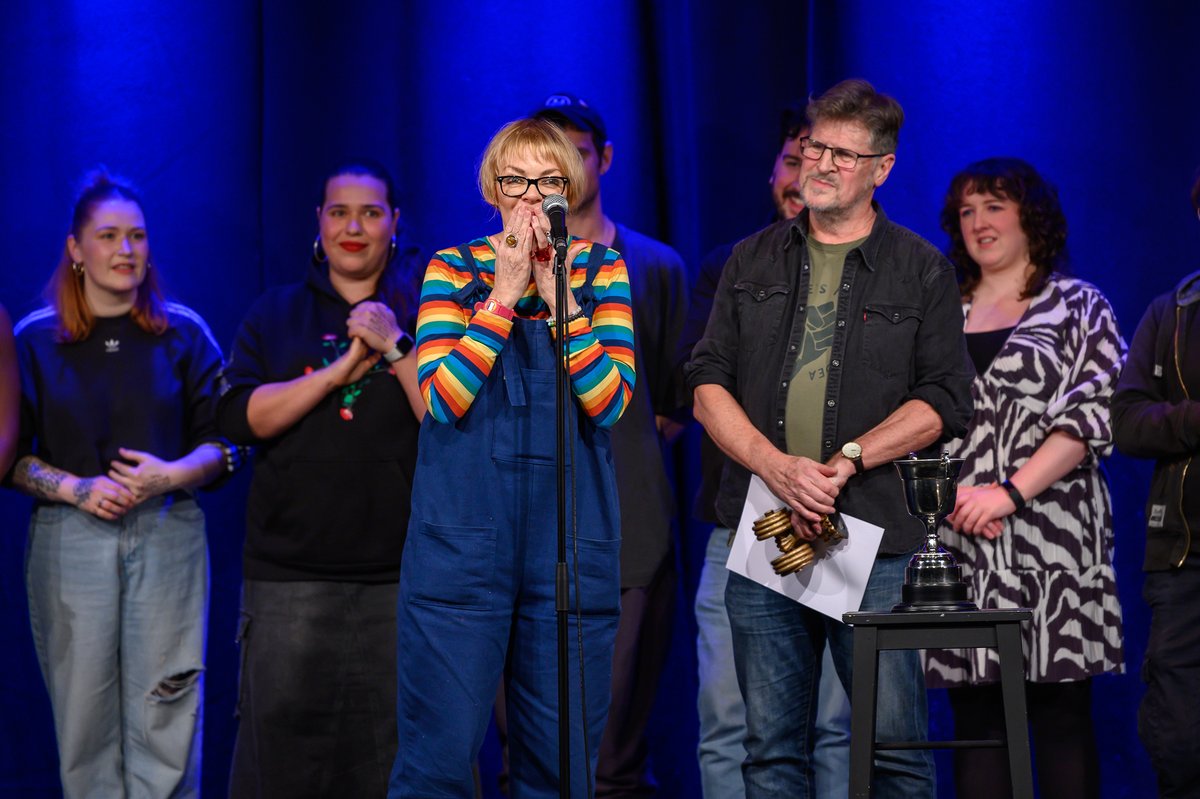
left=1140, top=557, right=1200, bottom=798
left=947, top=679, right=1099, bottom=799
left=595, top=560, right=677, bottom=798
left=229, top=579, right=399, bottom=799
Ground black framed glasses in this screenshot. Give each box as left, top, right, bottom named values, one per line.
left=798, top=137, right=887, bottom=170
left=496, top=175, right=571, bottom=197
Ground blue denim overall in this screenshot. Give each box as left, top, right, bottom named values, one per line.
left=389, top=244, right=622, bottom=799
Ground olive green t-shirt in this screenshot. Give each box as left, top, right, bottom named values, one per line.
left=784, top=234, right=866, bottom=459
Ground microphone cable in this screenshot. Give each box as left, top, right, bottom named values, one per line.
left=569, top=409, right=596, bottom=799
left=564, top=292, right=595, bottom=799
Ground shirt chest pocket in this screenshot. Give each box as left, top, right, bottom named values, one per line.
left=861, top=302, right=922, bottom=377
left=735, top=281, right=791, bottom=352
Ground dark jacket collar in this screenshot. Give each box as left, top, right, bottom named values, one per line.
left=784, top=201, right=887, bottom=272
left=1176, top=269, right=1200, bottom=307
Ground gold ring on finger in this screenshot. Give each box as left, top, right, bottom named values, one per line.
left=504, top=233, right=518, bottom=248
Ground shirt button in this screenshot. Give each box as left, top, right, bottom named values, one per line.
left=758, top=290, right=766, bottom=298
left=803, top=264, right=810, bottom=271
left=781, top=380, right=788, bottom=387
left=777, top=419, right=784, bottom=427
left=831, top=360, right=839, bottom=367
left=841, top=283, right=850, bottom=291
left=789, top=344, right=797, bottom=352
left=798, top=305, right=806, bottom=312
left=837, top=320, right=845, bottom=328
left=892, top=312, right=901, bottom=321
left=827, top=400, right=835, bottom=407
left=824, top=440, right=832, bottom=448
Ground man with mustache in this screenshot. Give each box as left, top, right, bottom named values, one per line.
left=680, top=105, right=852, bottom=799
left=685, top=79, right=974, bottom=798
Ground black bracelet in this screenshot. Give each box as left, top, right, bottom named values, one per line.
left=1001, top=479, right=1026, bottom=512
left=215, top=440, right=247, bottom=474
left=546, top=307, right=586, bottom=329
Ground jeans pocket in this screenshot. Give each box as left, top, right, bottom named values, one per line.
left=406, top=521, right=498, bottom=611
left=491, top=369, right=573, bottom=465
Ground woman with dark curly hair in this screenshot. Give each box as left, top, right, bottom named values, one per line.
left=923, top=158, right=1126, bottom=799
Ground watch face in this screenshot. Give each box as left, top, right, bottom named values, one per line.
left=842, top=442, right=862, bottom=460
left=396, top=332, right=415, bottom=356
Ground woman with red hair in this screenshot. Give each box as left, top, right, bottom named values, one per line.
left=11, top=171, right=231, bottom=798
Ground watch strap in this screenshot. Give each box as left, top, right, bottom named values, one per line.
left=474, top=298, right=514, bottom=321
left=1001, top=479, right=1026, bottom=512
left=383, top=331, right=415, bottom=363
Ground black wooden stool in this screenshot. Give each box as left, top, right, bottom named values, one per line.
left=841, top=609, right=1034, bottom=799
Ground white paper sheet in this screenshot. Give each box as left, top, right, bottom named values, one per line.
left=726, top=474, right=885, bottom=621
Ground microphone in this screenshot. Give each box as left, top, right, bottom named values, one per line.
left=542, top=194, right=569, bottom=260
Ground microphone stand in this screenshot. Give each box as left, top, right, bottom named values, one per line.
left=552, top=241, right=571, bottom=799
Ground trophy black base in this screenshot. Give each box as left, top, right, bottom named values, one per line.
left=892, top=581, right=978, bottom=612
left=892, top=560, right=978, bottom=612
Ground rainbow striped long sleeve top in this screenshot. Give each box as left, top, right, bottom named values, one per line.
left=415, top=237, right=635, bottom=427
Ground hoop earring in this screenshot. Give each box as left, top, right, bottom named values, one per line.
left=388, top=236, right=397, bottom=262
left=313, top=235, right=328, bottom=263
left=71, top=262, right=84, bottom=277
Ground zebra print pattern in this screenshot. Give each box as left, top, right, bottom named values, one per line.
left=924, top=274, right=1127, bottom=686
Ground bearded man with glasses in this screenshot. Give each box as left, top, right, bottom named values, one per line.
left=685, top=79, right=974, bottom=798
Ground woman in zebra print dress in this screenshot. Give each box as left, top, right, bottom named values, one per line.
left=924, top=158, right=1126, bottom=799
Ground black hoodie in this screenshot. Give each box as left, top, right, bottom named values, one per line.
left=216, top=263, right=419, bottom=582
left=1112, top=269, right=1200, bottom=571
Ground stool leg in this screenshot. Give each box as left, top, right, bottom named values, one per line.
left=849, top=625, right=879, bottom=799
left=996, top=621, right=1035, bottom=799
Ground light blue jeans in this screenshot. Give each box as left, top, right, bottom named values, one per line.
left=726, top=549, right=934, bottom=799
left=26, top=497, right=208, bottom=799
left=695, top=528, right=851, bottom=798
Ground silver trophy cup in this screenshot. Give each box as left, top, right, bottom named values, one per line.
left=892, top=453, right=977, bottom=612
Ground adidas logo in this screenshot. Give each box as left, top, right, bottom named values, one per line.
left=105, top=339, right=120, bottom=354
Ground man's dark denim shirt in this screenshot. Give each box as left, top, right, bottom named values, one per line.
left=685, top=204, right=975, bottom=555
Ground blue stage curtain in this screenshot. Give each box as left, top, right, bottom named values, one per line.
left=2, top=2, right=1197, bottom=796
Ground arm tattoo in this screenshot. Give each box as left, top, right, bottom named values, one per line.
left=73, top=478, right=95, bottom=507
left=141, top=474, right=170, bottom=496
left=13, top=457, right=67, bottom=501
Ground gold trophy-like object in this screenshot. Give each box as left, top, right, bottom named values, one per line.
left=892, top=453, right=977, bottom=611
left=753, top=509, right=845, bottom=576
